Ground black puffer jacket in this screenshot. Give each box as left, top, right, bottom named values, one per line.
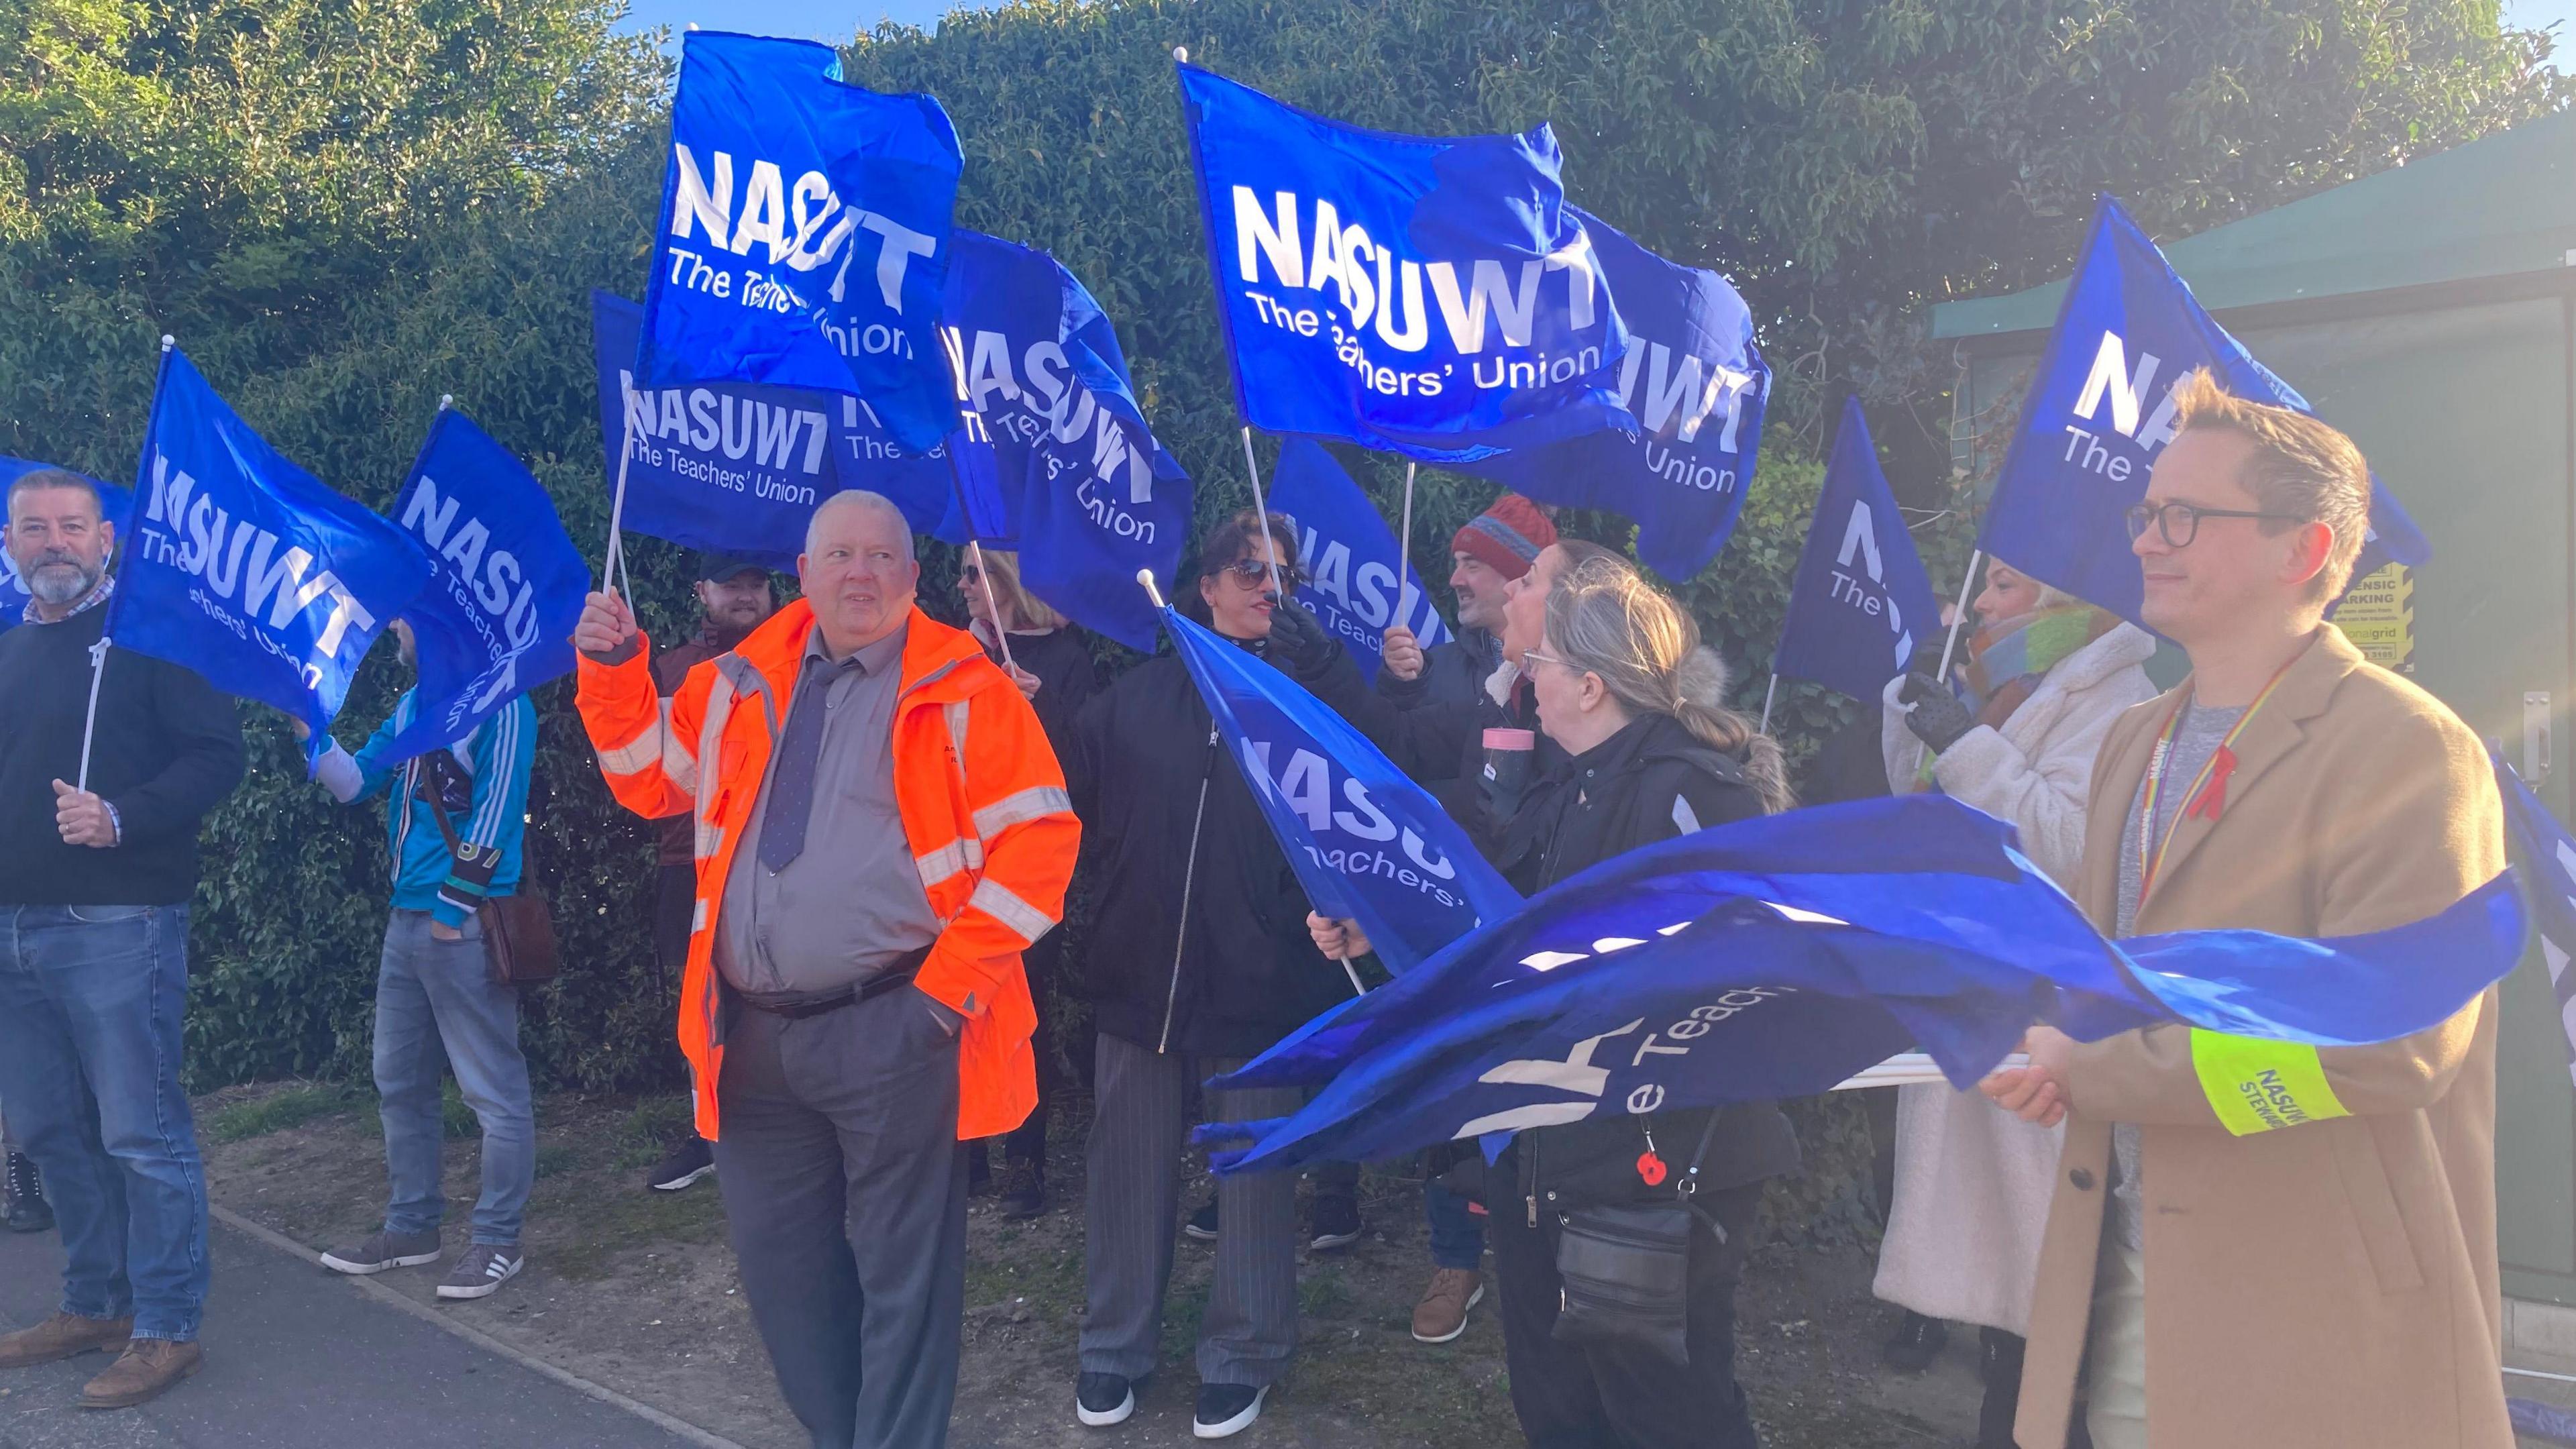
left=1485, top=711, right=1803, bottom=1216
left=1062, top=628, right=1376, bottom=1058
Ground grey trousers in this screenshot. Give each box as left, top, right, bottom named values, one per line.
left=1079, top=1032, right=1301, bottom=1388
left=711, top=987, right=965, bottom=1449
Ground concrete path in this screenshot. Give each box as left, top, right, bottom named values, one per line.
left=0, top=1218, right=713, bottom=1449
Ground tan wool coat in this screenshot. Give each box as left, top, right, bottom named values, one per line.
left=2015, top=627, right=2510, bottom=1449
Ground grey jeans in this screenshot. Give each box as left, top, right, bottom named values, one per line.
left=374, top=910, right=533, bottom=1246
left=712, top=983, right=965, bottom=1449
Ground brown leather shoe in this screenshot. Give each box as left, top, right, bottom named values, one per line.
left=0, top=1312, right=133, bottom=1369
left=1410, top=1267, right=1485, bottom=1344
left=79, top=1338, right=202, bottom=1409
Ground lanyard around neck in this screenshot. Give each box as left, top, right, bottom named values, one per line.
left=2133, top=655, right=2298, bottom=908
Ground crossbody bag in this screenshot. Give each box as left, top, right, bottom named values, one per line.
left=1550, top=1110, right=1727, bottom=1366
left=415, top=757, right=559, bottom=987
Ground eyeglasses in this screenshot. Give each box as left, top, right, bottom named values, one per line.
left=1520, top=647, right=1582, bottom=674
left=959, top=564, right=983, bottom=585
left=2122, top=500, right=2306, bottom=548
left=1214, top=557, right=1306, bottom=590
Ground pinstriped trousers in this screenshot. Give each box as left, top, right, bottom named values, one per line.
left=1080, top=1032, right=1301, bottom=1387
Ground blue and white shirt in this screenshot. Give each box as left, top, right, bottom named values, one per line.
left=314, top=691, right=535, bottom=927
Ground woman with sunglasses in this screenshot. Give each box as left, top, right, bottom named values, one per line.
left=1870, top=556, right=2155, bottom=1446
left=953, top=549, right=1099, bottom=1220
left=1313, top=555, right=1798, bottom=1449
left=1059, top=508, right=1383, bottom=1440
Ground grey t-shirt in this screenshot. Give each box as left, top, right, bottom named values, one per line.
left=714, top=623, right=942, bottom=1003
left=2107, top=700, right=2245, bottom=1251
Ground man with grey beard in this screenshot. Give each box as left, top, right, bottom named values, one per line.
left=0, top=468, right=243, bottom=1411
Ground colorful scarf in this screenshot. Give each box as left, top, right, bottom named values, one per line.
left=1961, top=604, right=2121, bottom=730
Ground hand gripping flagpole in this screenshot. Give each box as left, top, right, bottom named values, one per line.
left=1138, top=566, right=1366, bottom=998
left=1932, top=549, right=1983, bottom=684
left=78, top=333, right=176, bottom=794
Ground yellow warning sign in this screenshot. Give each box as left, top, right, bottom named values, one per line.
left=2334, top=562, right=2414, bottom=672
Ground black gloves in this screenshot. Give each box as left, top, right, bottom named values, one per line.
left=1898, top=672, right=1978, bottom=754
left=1265, top=597, right=1339, bottom=681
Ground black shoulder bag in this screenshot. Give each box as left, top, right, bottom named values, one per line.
left=1550, top=1112, right=1727, bottom=1366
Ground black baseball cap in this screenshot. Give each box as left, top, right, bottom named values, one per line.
left=694, top=552, right=767, bottom=584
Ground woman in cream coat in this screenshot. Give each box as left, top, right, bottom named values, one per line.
left=1872, top=558, right=2156, bottom=1446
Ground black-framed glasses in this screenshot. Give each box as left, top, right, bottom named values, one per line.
left=1214, top=556, right=1306, bottom=590
left=2122, top=500, right=2306, bottom=548
left=959, top=564, right=983, bottom=584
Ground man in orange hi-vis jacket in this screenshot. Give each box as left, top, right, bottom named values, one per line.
left=572, top=489, right=1078, bottom=1449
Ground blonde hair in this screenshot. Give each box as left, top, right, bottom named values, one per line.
left=969, top=548, right=1065, bottom=632
left=2167, top=368, right=2370, bottom=600
left=1544, top=556, right=1794, bottom=814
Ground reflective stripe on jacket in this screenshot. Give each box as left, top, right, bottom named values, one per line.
left=576, top=600, right=1079, bottom=1141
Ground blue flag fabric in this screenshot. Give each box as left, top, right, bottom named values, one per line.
left=1199, top=795, right=2524, bottom=1173
left=382, top=410, right=588, bottom=763
left=1161, top=605, right=1520, bottom=975
left=1453, top=213, right=1769, bottom=580
left=0, top=458, right=133, bottom=635
left=640, top=32, right=962, bottom=453
left=1772, top=399, right=1940, bottom=701
left=1177, top=64, right=1631, bottom=463
left=1979, top=196, right=2429, bottom=624
left=2498, top=756, right=2576, bottom=1089
left=932, top=231, right=1194, bottom=652
left=592, top=291, right=947, bottom=566
left=116, top=350, right=430, bottom=753
left=1267, top=439, right=1452, bottom=682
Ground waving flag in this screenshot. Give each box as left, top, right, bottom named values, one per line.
left=1201, top=794, right=2524, bottom=1173
left=0, top=458, right=133, bottom=635
left=1163, top=605, right=1519, bottom=974
left=639, top=31, right=962, bottom=453
left=932, top=232, right=1193, bottom=649
left=382, top=409, right=588, bottom=763
left=2498, top=756, right=2576, bottom=1089
left=1177, top=64, right=1629, bottom=462
left=592, top=292, right=947, bottom=565
left=1772, top=399, right=1939, bottom=701
left=1267, top=439, right=1452, bottom=681
left=1980, top=196, right=2428, bottom=625
left=1455, top=212, right=1768, bottom=580
left=116, top=350, right=429, bottom=753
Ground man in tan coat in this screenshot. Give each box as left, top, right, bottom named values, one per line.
left=1982, top=370, right=2510, bottom=1449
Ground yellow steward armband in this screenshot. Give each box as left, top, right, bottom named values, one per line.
left=2189, top=1030, right=2352, bottom=1136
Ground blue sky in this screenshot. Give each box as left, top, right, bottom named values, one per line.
left=2519, top=0, right=2576, bottom=65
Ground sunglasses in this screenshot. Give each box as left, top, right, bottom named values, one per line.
left=1214, top=557, right=1307, bottom=590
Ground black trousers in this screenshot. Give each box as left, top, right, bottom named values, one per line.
left=711, top=987, right=966, bottom=1449
left=1489, top=1183, right=1766, bottom=1449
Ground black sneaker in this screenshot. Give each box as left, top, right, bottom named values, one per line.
left=1000, top=1163, right=1047, bottom=1222
left=1308, top=1194, right=1362, bottom=1252
left=646, top=1135, right=716, bottom=1192
left=5, top=1152, right=51, bottom=1234
left=1883, top=1310, right=1947, bottom=1372
left=1184, top=1195, right=1219, bottom=1241
left=1193, top=1383, right=1267, bottom=1439
left=1075, top=1371, right=1136, bottom=1427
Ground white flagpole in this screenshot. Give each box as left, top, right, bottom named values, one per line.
left=80, top=333, right=174, bottom=793
left=1394, top=460, right=1417, bottom=629
left=1933, top=549, right=1984, bottom=683
left=1240, top=426, right=1287, bottom=600
left=937, top=329, right=1016, bottom=672
left=602, top=423, right=635, bottom=603
left=1758, top=673, right=1780, bottom=736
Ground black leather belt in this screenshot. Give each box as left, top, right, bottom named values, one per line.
left=735, top=948, right=930, bottom=1020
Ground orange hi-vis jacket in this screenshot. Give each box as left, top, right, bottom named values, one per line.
left=576, top=600, right=1079, bottom=1142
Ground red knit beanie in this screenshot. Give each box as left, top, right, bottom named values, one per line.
left=1451, top=494, right=1558, bottom=581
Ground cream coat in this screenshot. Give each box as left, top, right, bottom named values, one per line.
left=2015, top=627, right=2509, bottom=1449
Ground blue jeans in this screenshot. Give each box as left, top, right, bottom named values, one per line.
left=374, top=911, right=533, bottom=1247
left=1425, top=1177, right=1485, bottom=1271
left=0, top=905, right=209, bottom=1342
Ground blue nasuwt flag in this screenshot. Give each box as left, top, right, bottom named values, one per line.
left=1197, top=794, right=2525, bottom=1173
left=1267, top=439, right=1452, bottom=682
left=1162, top=605, right=1521, bottom=975
left=640, top=32, right=963, bottom=453
left=1980, top=195, right=2429, bottom=626
left=1772, top=398, right=1939, bottom=702
left=2497, top=755, right=2576, bottom=1089
left=1454, top=212, right=1769, bottom=581
left=592, top=292, right=947, bottom=566
left=0, top=458, right=133, bottom=635
left=932, top=231, right=1194, bottom=651
left=382, top=409, right=588, bottom=763
left=1177, top=64, right=1631, bottom=463
left=116, top=350, right=431, bottom=756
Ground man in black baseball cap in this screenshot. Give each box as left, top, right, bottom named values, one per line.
left=641, top=553, right=777, bottom=1193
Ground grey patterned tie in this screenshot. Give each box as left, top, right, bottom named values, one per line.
left=757, top=656, right=844, bottom=873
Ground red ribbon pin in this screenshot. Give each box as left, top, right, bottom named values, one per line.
left=2186, top=744, right=2239, bottom=822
